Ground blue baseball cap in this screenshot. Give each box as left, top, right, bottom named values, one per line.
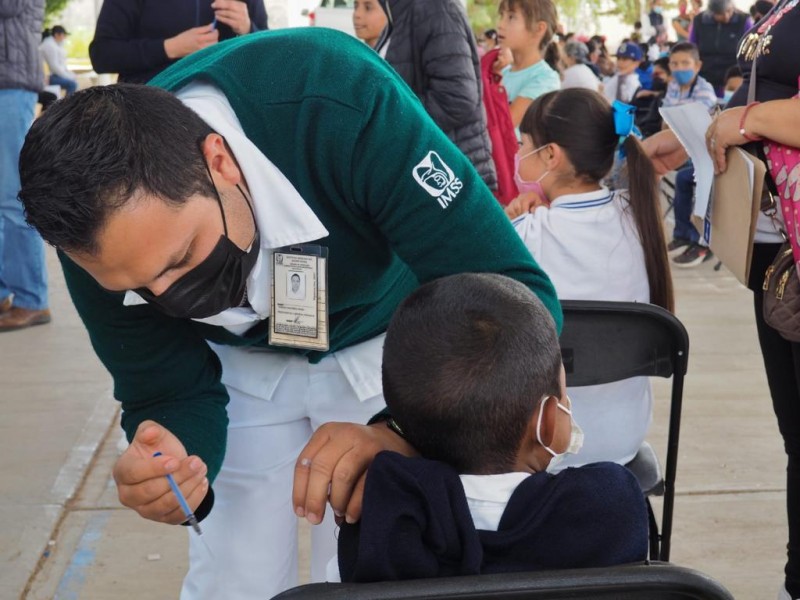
left=616, top=42, right=643, bottom=61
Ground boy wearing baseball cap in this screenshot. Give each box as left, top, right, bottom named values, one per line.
left=603, top=41, right=643, bottom=103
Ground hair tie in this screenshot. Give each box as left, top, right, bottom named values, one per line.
left=611, top=100, right=641, bottom=159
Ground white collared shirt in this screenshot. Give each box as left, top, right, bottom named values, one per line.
left=512, top=188, right=650, bottom=303
left=512, top=188, right=652, bottom=469
left=459, top=472, right=531, bottom=531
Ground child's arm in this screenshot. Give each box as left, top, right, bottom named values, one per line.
left=509, top=96, right=534, bottom=128
left=504, top=191, right=548, bottom=219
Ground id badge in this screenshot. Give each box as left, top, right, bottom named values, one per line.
left=269, top=245, right=329, bottom=352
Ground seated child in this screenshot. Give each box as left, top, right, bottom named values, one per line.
left=721, top=64, right=743, bottom=106
left=632, top=56, right=670, bottom=137
left=507, top=88, right=674, bottom=472
left=336, top=273, right=649, bottom=582
left=603, top=42, right=643, bottom=104
left=662, top=42, right=720, bottom=267
left=662, top=42, right=718, bottom=113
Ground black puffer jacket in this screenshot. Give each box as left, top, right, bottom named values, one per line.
left=376, top=0, right=496, bottom=189
left=0, top=0, right=45, bottom=92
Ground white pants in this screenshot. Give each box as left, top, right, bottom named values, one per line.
left=179, top=346, right=386, bottom=600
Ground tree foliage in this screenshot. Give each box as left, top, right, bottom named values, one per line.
left=466, top=0, right=643, bottom=34
left=45, top=0, right=72, bottom=27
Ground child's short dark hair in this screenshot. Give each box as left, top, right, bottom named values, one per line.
left=382, top=273, right=562, bottom=475
left=669, top=41, right=700, bottom=62
left=723, top=64, right=742, bottom=84
left=654, top=56, right=671, bottom=75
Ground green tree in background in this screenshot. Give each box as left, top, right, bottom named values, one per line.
left=43, top=0, right=91, bottom=61
left=467, top=0, right=497, bottom=33
left=45, top=0, right=72, bottom=26
left=466, top=0, right=643, bottom=35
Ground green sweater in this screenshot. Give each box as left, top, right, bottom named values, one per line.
left=60, top=28, right=561, bottom=482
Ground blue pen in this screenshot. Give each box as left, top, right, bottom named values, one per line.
left=153, top=452, right=203, bottom=535
left=211, top=16, right=217, bottom=29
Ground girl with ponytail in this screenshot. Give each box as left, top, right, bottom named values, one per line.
left=507, top=88, right=674, bottom=471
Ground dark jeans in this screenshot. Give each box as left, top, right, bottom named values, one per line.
left=750, top=243, right=800, bottom=597
left=672, top=164, right=700, bottom=244
left=49, top=73, right=76, bottom=96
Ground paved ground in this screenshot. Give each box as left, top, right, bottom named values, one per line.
left=1, top=246, right=788, bottom=600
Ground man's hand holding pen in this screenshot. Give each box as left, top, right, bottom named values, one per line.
left=114, top=420, right=209, bottom=525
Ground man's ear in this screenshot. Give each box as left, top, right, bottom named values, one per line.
left=200, top=133, right=242, bottom=186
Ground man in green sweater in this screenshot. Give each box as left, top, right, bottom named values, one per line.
left=18, top=29, right=560, bottom=599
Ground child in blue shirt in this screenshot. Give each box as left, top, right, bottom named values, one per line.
left=496, top=0, right=561, bottom=128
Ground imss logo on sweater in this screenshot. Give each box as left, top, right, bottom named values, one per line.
left=412, top=151, right=463, bottom=209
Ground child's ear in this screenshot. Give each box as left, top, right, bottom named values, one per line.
left=546, top=143, right=568, bottom=172
left=532, top=20, right=548, bottom=40
left=522, top=396, right=559, bottom=472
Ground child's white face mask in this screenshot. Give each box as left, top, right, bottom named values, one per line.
left=535, top=395, right=584, bottom=472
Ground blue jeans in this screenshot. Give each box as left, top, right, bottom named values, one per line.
left=0, top=90, right=48, bottom=310
left=671, top=163, right=701, bottom=244
left=49, top=73, right=77, bottom=95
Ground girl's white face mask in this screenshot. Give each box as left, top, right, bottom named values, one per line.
left=535, top=394, right=584, bottom=472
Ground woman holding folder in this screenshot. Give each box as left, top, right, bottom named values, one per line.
left=647, top=2, right=800, bottom=596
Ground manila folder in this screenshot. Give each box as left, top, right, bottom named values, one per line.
left=696, top=148, right=765, bottom=286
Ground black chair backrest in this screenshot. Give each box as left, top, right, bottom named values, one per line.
left=271, top=563, right=733, bottom=600
left=560, top=300, right=689, bottom=386
left=559, top=300, right=690, bottom=562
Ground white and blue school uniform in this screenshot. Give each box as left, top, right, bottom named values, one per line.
left=513, top=188, right=653, bottom=471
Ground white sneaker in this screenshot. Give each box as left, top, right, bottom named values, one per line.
left=778, top=584, right=795, bottom=600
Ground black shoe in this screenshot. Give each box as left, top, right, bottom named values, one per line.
left=672, top=243, right=713, bottom=268
left=667, top=238, right=692, bottom=257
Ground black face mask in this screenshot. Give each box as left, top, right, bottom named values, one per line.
left=135, top=180, right=260, bottom=320
left=651, top=78, right=668, bottom=93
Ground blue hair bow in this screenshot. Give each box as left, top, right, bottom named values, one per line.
left=611, top=100, right=641, bottom=159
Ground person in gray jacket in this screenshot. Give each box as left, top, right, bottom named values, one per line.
left=0, top=0, right=51, bottom=332
left=376, top=0, right=497, bottom=190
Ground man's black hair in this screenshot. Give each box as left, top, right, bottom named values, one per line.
left=382, top=273, right=562, bottom=474
left=708, top=0, right=733, bottom=14
left=19, top=84, right=216, bottom=255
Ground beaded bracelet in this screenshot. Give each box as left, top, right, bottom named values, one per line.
left=739, top=101, right=763, bottom=142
